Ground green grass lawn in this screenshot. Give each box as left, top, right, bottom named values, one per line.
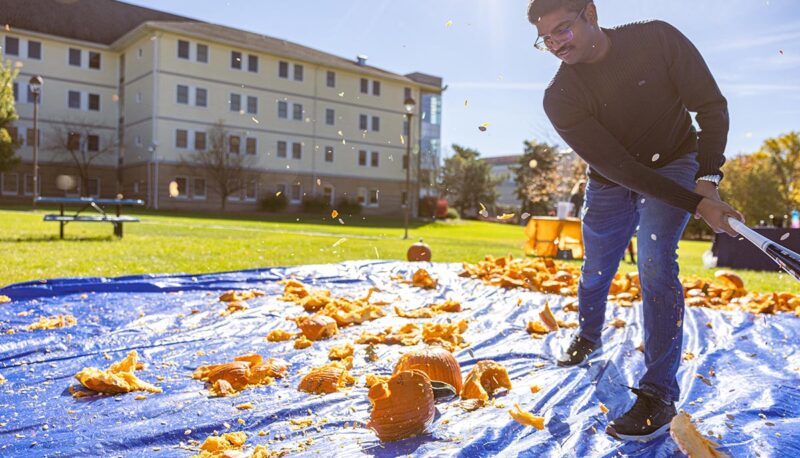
left=1, top=205, right=796, bottom=294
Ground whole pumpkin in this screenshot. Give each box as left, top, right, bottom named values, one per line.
left=407, top=239, right=432, bottom=262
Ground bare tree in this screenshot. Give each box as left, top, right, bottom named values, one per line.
left=45, top=119, right=116, bottom=196
left=179, top=120, right=257, bottom=211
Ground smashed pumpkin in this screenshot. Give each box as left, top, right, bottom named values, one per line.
left=461, top=360, right=512, bottom=402
left=73, top=350, right=161, bottom=396
left=394, top=347, right=463, bottom=394
left=367, top=370, right=435, bottom=442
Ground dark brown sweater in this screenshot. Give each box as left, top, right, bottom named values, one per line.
left=543, top=20, right=728, bottom=214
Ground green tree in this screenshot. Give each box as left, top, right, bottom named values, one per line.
left=440, top=144, right=501, bottom=218
left=718, top=152, right=785, bottom=224
left=759, top=131, right=800, bottom=210
left=0, top=60, right=21, bottom=172
left=513, top=139, right=560, bottom=215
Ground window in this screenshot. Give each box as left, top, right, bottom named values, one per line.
left=358, top=150, right=367, bottom=166
left=195, top=88, right=207, bottom=107
left=292, top=103, right=302, bottom=121
left=68, top=48, right=81, bottom=66
left=370, top=151, right=379, bottom=167
left=325, top=108, right=335, bottom=126
left=403, top=154, right=409, bottom=170
left=67, top=132, right=80, bottom=150
left=325, top=146, right=334, bottom=162
left=137, top=48, right=143, bottom=58
left=26, top=84, right=36, bottom=104
left=4, top=36, right=19, bottom=56
left=24, top=174, right=36, bottom=196
left=231, top=51, right=242, bottom=69
left=175, top=129, right=188, bottom=148
left=323, top=185, right=334, bottom=205
left=279, top=61, right=289, bottom=78
left=136, top=92, right=142, bottom=103
left=12, top=82, right=18, bottom=102
left=174, top=177, right=188, bottom=199
left=292, top=142, right=302, bottom=159
left=68, top=90, right=81, bottom=109
left=26, top=128, right=38, bottom=147
left=277, top=141, right=287, bottom=158
left=2, top=173, right=18, bottom=195
left=88, top=51, right=101, bottom=69
left=247, top=55, right=258, bottom=73
left=229, top=135, right=241, bottom=154
left=294, top=64, right=303, bottom=81
left=193, top=178, right=206, bottom=199
left=371, top=116, right=380, bottom=132
left=177, top=40, right=190, bottom=59
left=369, top=189, right=379, bottom=206
left=177, top=85, right=189, bottom=104
left=87, top=134, right=99, bottom=152
left=326, top=71, right=335, bottom=88
left=229, top=93, right=241, bottom=112
left=276, top=184, right=286, bottom=196
left=359, top=114, right=368, bottom=130
left=290, top=183, right=301, bottom=202
left=88, top=93, right=100, bottom=111
left=404, top=87, right=412, bottom=100
left=360, top=78, right=369, bottom=94
left=28, top=40, right=42, bottom=60
left=246, top=137, right=256, bottom=155
left=278, top=101, right=288, bottom=119
left=135, top=135, right=142, bottom=146
left=244, top=180, right=256, bottom=201
left=7, top=126, right=17, bottom=143
left=194, top=131, right=206, bottom=150
left=196, top=44, right=208, bottom=63
left=246, top=96, right=257, bottom=114
left=372, top=81, right=381, bottom=96
left=357, top=188, right=367, bottom=205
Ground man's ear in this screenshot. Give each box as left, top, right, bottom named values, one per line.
left=584, top=2, right=599, bottom=27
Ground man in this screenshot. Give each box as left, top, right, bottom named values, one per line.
left=527, top=0, right=743, bottom=442
left=569, top=180, right=586, bottom=217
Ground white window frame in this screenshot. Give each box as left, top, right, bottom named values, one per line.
left=177, top=39, right=191, bottom=60
left=23, top=174, right=39, bottom=196
left=325, top=108, right=335, bottom=126
left=292, top=103, right=303, bottom=121
left=135, top=135, right=142, bottom=147
left=87, top=177, right=101, bottom=198
left=67, top=90, right=81, bottom=110
left=370, top=151, right=379, bottom=168
left=247, top=54, right=258, bottom=73
left=324, top=145, right=334, bottom=163
left=173, top=176, right=189, bottom=200
left=195, top=87, right=208, bottom=108
left=176, top=84, right=190, bottom=105
left=86, top=92, right=101, bottom=112
left=229, top=93, right=242, bottom=112
left=291, top=142, right=302, bottom=160
left=26, top=39, right=42, bottom=61
left=175, top=128, right=189, bottom=149
left=192, top=177, right=207, bottom=200
left=323, top=185, right=335, bottom=206
left=367, top=188, right=380, bottom=207
left=196, top=43, right=209, bottom=63
left=246, top=95, right=258, bottom=114
left=277, top=100, right=288, bottom=119
left=356, top=187, right=367, bottom=205
left=136, top=91, right=142, bottom=103
left=358, top=150, right=368, bottom=167
left=290, top=183, right=302, bottom=204
left=245, top=137, right=257, bottom=155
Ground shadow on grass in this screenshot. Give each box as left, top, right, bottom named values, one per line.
left=0, top=204, right=437, bottom=230
left=0, top=234, right=115, bottom=243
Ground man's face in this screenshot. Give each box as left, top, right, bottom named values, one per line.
left=535, top=5, right=595, bottom=64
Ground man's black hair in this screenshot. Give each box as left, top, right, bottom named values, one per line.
left=527, top=0, right=591, bottom=25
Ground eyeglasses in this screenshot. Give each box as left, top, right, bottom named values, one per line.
left=534, top=4, right=588, bottom=52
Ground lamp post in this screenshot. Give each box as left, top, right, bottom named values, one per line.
left=148, top=142, right=159, bottom=209
left=29, top=75, right=43, bottom=206
left=403, top=97, right=416, bottom=240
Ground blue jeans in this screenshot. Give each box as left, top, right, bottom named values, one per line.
left=577, top=152, right=699, bottom=403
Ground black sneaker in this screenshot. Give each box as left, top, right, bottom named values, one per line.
left=606, top=388, right=677, bottom=442
left=556, top=334, right=601, bottom=366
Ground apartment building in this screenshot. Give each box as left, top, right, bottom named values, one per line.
left=0, top=0, right=444, bottom=215
left=484, top=155, right=522, bottom=211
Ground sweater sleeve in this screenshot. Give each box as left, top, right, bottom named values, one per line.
left=659, top=21, right=729, bottom=180
left=544, top=89, right=704, bottom=214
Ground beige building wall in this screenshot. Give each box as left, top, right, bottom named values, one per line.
left=2, top=23, right=437, bottom=215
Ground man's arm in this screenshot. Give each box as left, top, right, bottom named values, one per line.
left=543, top=92, right=704, bottom=214
left=659, top=21, right=729, bottom=180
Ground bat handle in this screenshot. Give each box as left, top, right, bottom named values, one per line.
left=727, top=217, right=770, bottom=252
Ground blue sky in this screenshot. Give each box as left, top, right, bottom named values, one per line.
left=129, top=0, right=800, bottom=160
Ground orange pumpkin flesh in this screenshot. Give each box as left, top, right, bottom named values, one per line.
left=461, top=360, right=512, bottom=402
left=538, top=301, right=559, bottom=332
left=298, top=362, right=355, bottom=394
left=670, top=412, right=730, bottom=458
left=296, top=314, right=338, bottom=341
left=367, top=370, right=435, bottom=442
left=394, top=347, right=463, bottom=395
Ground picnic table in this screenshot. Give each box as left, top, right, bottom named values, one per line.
left=35, top=197, right=144, bottom=239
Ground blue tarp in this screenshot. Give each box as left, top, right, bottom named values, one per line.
left=1, top=260, right=798, bottom=457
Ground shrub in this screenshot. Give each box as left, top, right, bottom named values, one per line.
left=302, top=194, right=331, bottom=214
left=259, top=193, right=288, bottom=212
left=445, top=207, right=460, bottom=219
left=336, top=196, right=362, bottom=215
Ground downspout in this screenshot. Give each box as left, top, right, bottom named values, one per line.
left=151, top=32, right=160, bottom=209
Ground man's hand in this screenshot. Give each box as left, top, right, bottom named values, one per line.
left=694, top=181, right=721, bottom=201
left=695, top=197, right=744, bottom=237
